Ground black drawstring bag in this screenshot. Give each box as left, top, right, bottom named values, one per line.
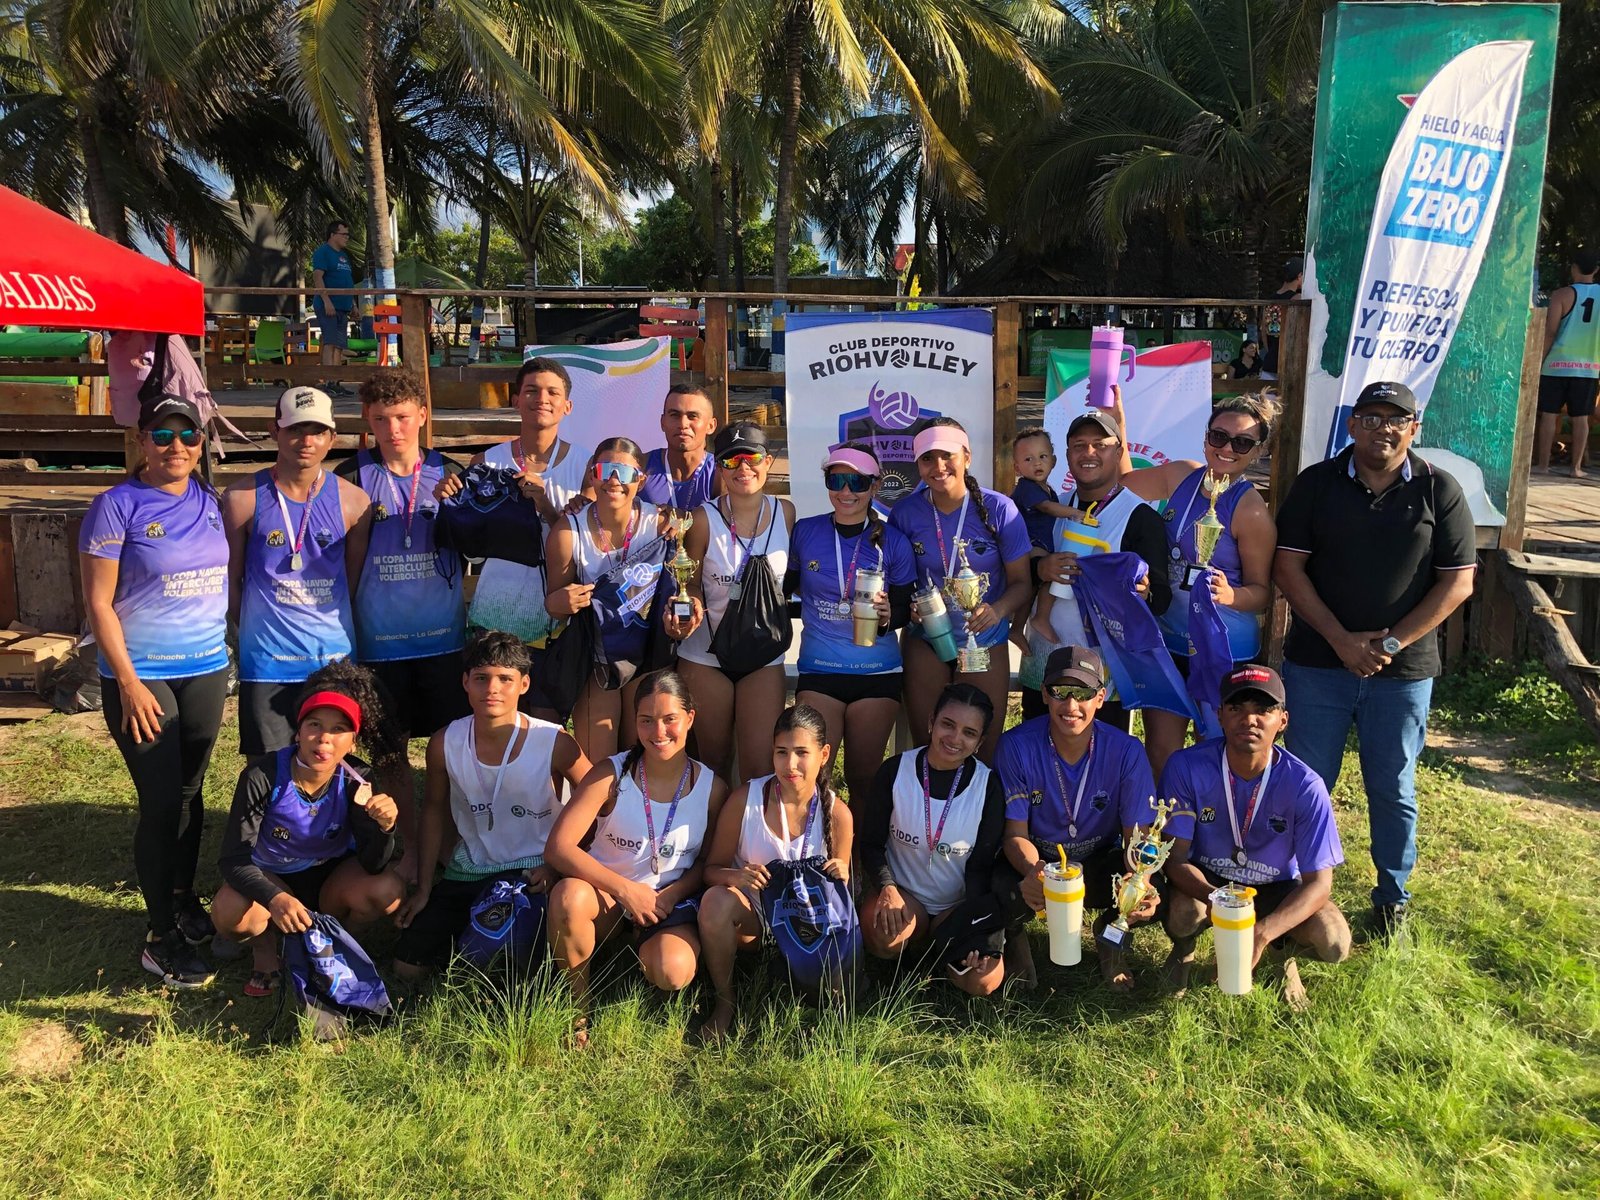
left=710, top=502, right=792, bottom=676
left=436, top=462, right=545, bottom=569
left=532, top=606, right=598, bottom=721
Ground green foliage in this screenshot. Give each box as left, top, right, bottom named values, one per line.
left=414, top=224, right=526, bottom=289
left=1431, top=657, right=1600, bottom=792
left=589, top=195, right=824, bottom=288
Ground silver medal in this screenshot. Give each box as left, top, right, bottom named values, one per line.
left=290, top=551, right=303, bottom=571
left=1234, top=847, right=1248, bottom=867
left=727, top=582, right=743, bottom=601
left=649, top=853, right=661, bottom=875
left=1068, top=823, right=1077, bottom=839
left=404, top=534, right=412, bottom=549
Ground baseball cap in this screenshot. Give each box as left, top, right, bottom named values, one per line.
left=1351, top=381, right=1418, bottom=416
left=276, top=385, right=337, bottom=430
left=138, top=393, right=204, bottom=431
left=1218, top=663, right=1286, bottom=708
left=1042, top=645, right=1106, bottom=691
left=1066, top=410, right=1121, bottom=443
left=713, top=422, right=768, bottom=458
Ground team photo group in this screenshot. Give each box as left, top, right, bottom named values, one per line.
left=84, top=348, right=1477, bottom=1040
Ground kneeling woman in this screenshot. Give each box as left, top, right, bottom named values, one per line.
left=697, top=703, right=855, bottom=1040
left=858, top=684, right=1020, bottom=996
left=545, top=670, right=728, bottom=1042
left=213, top=662, right=407, bottom=996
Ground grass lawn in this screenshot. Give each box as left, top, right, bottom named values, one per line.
left=1, top=661, right=1597, bottom=1198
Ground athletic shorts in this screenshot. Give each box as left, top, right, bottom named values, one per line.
left=627, top=896, right=700, bottom=946
left=796, top=671, right=903, bottom=705
left=313, top=309, right=350, bottom=350
left=1538, top=374, right=1598, bottom=417
left=238, top=680, right=301, bottom=757
left=1197, top=866, right=1298, bottom=924
left=1020, top=688, right=1130, bottom=731
left=393, top=870, right=532, bottom=968
left=275, top=854, right=354, bottom=910
left=365, top=650, right=470, bottom=740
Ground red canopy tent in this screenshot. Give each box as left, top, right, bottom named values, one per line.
left=0, top=185, right=204, bottom=336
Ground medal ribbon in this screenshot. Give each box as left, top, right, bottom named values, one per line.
left=928, top=492, right=969, bottom=580
left=773, top=779, right=820, bottom=862
left=833, top=522, right=866, bottom=607
left=1046, top=730, right=1095, bottom=841
left=640, top=759, right=694, bottom=870
left=1222, top=744, right=1275, bottom=861
left=468, top=713, right=526, bottom=831
left=381, top=454, right=423, bottom=548
left=920, top=752, right=967, bottom=859
left=271, top=469, right=323, bottom=566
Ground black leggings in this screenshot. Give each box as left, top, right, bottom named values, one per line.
left=102, top=669, right=230, bottom=932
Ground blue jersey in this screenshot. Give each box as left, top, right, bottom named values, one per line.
left=80, top=477, right=229, bottom=679
left=996, top=717, right=1156, bottom=862
left=1158, top=469, right=1261, bottom=660
left=238, top=470, right=355, bottom=683
left=888, top=487, right=1032, bottom=649
left=249, top=747, right=360, bottom=875
left=790, top=514, right=916, bottom=674
left=639, top=449, right=716, bottom=513
left=347, top=450, right=465, bottom=661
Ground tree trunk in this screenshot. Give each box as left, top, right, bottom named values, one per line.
left=770, top=6, right=807, bottom=295
left=360, top=13, right=395, bottom=308
left=76, top=103, right=129, bottom=245
left=468, top=127, right=495, bottom=361
left=519, top=257, right=539, bottom=347
left=731, top=165, right=747, bottom=293
left=934, top=204, right=950, bottom=295
left=710, top=155, right=729, bottom=293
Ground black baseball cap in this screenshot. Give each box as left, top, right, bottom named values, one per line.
left=1219, top=663, right=1286, bottom=708
left=138, top=394, right=204, bottom=431
left=1043, top=646, right=1106, bottom=691
left=713, top=422, right=768, bottom=457
left=1351, top=380, right=1418, bottom=416
left=1066, top=411, right=1121, bottom=443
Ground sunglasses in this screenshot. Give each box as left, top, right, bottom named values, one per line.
left=718, top=450, right=768, bottom=470
left=592, top=461, right=643, bottom=485
left=824, top=472, right=876, bottom=493
left=1205, top=428, right=1264, bottom=455
left=1354, top=413, right=1415, bottom=433
left=149, top=427, right=203, bottom=448
left=1046, top=683, right=1102, bottom=703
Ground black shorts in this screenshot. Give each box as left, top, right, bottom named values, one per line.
left=365, top=650, right=470, bottom=739
left=1538, top=374, right=1599, bottom=417
left=1019, top=689, right=1130, bottom=731
left=238, top=680, right=302, bottom=757
left=796, top=671, right=903, bottom=705
left=1197, top=866, right=1298, bottom=923
left=393, top=870, right=529, bottom=968
left=275, top=854, right=353, bottom=909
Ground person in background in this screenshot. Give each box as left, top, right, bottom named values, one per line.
left=1229, top=340, right=1262, bottom=379
left=1533, top=248, right=1600, bottom=477
left=1260, top=257, right=1303, bottom=380
left=80, top=394, right=232, bottom=988
left=311, top=219, right=355, bottom=397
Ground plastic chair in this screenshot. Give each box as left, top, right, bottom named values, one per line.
left=373, top=303, right=403, bottom=365
left=252, top=319, right=287, bottom=364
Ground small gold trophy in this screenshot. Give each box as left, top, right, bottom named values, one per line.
left=667, top=538, right=697, bottom=623
left=1103, top=798, right=1179, bottom=948
left=943, top=537, right=990, bottom=672
left=1193, top=469, right=1226, bottom=566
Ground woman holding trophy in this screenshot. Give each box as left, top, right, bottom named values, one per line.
left=1125, top=393, right=1279, bottom=778
left=888, top=419, right=1033, bottom=763
left=786, top=444, right=918, bottom=810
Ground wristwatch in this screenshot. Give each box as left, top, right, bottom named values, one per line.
left=1380, top=636, right=1402, bottom=655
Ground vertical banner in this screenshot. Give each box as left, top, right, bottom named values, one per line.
left=1301, top=3, right=1558, bottom=524
left=521, top=338, right=672, bottom=453
left=785, top=310, right=994, bottom=518
left=1044, top=342, right=1214, bottom=485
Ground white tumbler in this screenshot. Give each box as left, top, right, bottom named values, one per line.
left=1210, top=884, right=1257, bottom=995
left=1042, top=862, right=1085, bottom=966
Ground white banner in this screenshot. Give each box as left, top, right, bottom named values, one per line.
left=784, top=310, right=995, bottom=517
left=1315, top=40, right=1532, bottom=461
left=521, top=337, right=671, bottom=455
left=1044, top=342, right=1214, bottom=484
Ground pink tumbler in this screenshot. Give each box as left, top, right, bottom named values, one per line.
left=1087, top=325, right=1136, bottom=409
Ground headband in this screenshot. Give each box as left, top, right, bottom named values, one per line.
left=821, top=447, right=881, bottom=476
left=297, top=690, right=363, bottom=734
left=912, top=426, right=970, bottom=459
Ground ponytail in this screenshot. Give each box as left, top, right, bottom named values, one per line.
left=962, top=471, right=999, bottom=542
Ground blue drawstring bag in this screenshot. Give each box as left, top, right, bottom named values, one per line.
left=282, top=913, right=392, bottom=1038
left=760, top=857, right=860, bottom=990
left=458, top=877, right=548, bottom=967
left=435, top=462, right=545, bottom=569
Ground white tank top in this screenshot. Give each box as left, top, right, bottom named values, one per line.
left=467, top=437, right=589, bottom=646
left=442, top=714, right=564, bottom=876
left=589, top=751, right=714, bottom=889
left=1039, top=484, right=1151, bottom=648
left=568, top=499, right=667, bottom=583
left=883, top=749, right=992, bottom=916
left=678, top=495, right=790, bottom=668
left=733, top=775, right=826, bottom=868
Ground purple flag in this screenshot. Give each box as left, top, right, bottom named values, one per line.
left=1075, top=553, right=1196, bottom=718
left=1187, top=571, right=1233, bottom=740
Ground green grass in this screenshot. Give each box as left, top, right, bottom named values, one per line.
left=2, top=695, right=1599, bottom=1199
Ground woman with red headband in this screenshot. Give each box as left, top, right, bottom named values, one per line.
left=212, top=661, right=406, bottom=997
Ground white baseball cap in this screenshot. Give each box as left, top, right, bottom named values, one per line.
left=276, top=386, right=337, bottom=431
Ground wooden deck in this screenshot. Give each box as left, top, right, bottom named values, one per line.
left=1523, top=470, right=1600, bottom=551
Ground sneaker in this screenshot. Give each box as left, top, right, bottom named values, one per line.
left=173, top=892, right=215, bottom=946
left=1373, top=902, right=1409, bottom=942
left=141, top=929, right=216, bottom=989
left=210, top=934, right=247, bottom=961
left=328, top=383, right=355, bottom=398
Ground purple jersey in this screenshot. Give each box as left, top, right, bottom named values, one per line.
left=80, top=477, right=229, bottom=679
left=888, top=487, right=1031, bottom=649
left=639, top=448, right=716, bottom=513
left=249, top=747, right=360, bottom=874
left=1161, top=743, right=1343, bottom=886
left=996, top=716, right=1156, bottom=860
left=790, top=514, right=916, bottom=674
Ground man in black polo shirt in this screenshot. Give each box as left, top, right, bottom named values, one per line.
left=1272, top=381, right=1476, bottom=938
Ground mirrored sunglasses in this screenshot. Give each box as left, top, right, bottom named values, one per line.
left=149, top=428, right=203, bottom=448
left=718, top=450, right=769, bottom=470
left=592, top=461, right=643, bottom=484
left=824, top=472, right=876, bottom=493
left=1046, top=683, right=1102, bottom=703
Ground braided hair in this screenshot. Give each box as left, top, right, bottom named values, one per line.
left=925, top=417, right=998, bottom=542
left=617, top=668, right=697, bottom=797
left=295, top=660, right=406, bottom=772
left=831, top=441, right=887, bottom=557
left=772, top=702, right=838, bottom=858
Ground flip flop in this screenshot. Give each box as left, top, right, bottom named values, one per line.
left=243, top=969, right=281, bottom=998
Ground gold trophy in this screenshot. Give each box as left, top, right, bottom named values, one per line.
left=1101, top=798, right=1180, bottom=949
left=943, top=537, right=990, bottom=672
left=667, top=538, right=697, bottom=623
left=1193, top=469, right=1226, bottom=565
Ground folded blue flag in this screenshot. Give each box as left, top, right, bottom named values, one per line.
left=1187, top=572, right=1233, bottom=740
left=1074, top=553, right=1197, bottom=719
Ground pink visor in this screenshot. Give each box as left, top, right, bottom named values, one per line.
left=821, top=447, right=880, bottom=476
left=912, top=426, right=969, bottom=459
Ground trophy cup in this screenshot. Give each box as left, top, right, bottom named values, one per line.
left=1101, top=798, right=1179, bottom=949
left=667, top=538, right=697, bottom=623
left=943, top=538, right=991, bottom=672
left=1193, top=469, right=1226, bottom=566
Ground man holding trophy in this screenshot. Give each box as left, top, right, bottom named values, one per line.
left=997, top=646, right=1174, bottom=992
left=1160, top=664, right=1351, bottom=1008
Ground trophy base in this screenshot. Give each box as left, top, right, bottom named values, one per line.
left=1100, top=918, right=1131, bottom=947
left=957, top=636, right=989, bottom=673
left=670, top=600, right=694, bottom=622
